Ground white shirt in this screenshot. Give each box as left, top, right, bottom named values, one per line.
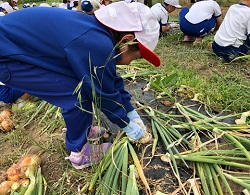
left=125, top=0, right=144, bottom=3
left=185, top=0, right=221, bottom=24
left=214, top=4, right=250, bottom=48
left=58, top=3, right=67, bottom=9
left=151, top=3, right=169, bottom=25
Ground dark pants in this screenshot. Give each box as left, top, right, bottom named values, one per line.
left=0, top=60, right=92, bottom=152
left=212, top=35, right=250, bottom=61
left=179, top=7, right=216, bottom=37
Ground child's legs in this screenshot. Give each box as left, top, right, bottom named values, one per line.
left=240, top=34, right=250, bottom=54
left=191, top=17, right=216, bottom=37
left=179, top=8, right=191, bottom=35
left=246, top=34, right=250, bottom=47
left=212, top=41, right=247, bottom=61
left=199, top=17, right=216, bottom=36
left=0, top=60, right=92, bottom=152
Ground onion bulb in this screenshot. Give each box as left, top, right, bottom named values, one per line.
left=0, top=110, right=11, bottom=123
left=6, top=164, right=23, bottom=181
left=0, top=181, right=14, bottom=195
left=1, top=120, right=13, bottom=131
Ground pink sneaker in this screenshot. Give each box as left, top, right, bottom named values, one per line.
left=65, top=142, right=112, bottom=169
left=87, top=126, right=106, bottom=141
left=62, top=126, right=106, bottom=141
left=194, top=37, right=203, bottom=42
left=183, top=35, right=195, bottom=42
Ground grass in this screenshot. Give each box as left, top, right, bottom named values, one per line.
left=152, top=26, right=250, bottom=113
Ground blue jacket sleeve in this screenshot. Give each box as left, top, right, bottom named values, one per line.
left=64, top=29, right=131, bottom=128
left=114, top=75, right=134, bottom=113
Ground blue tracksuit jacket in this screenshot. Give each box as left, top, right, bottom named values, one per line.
left=0, top=7, right=134, bottom=151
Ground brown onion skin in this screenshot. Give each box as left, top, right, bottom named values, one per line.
left=1, top=120, right=13, bottom=131
left=0, top=110, right=11, bottom=123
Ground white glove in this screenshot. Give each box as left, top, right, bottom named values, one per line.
left=122, top=121, right=144, bottom=141
left=169, top=22, right=179, bottom=28
left=127, top=110, right=146, bottom=129
left=131, top=118, right=146, bottom=129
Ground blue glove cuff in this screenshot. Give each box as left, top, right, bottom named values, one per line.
left=127, top=109, right=140, bottom=120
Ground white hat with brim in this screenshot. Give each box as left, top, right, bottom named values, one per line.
left=94, top=1, right=161, bottom=67
left=39, top=3, right=51, bottom=7
left=1, top=2, right=13, bottom=13
left=69, top=0, right=74, bottom=7
left=58, top=3, right=67, bottom=8
left=164, top=0, right=182, bottom=8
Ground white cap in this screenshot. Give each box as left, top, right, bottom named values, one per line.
left=94, top=1, right=160, bottom=67
left=51, top=2, right=56, bottom=7
left=164, top=0, right=182, bottom=8
left=1, top=2, right=13, bottom=13
left=69, top=0, right=74, bottom=7
left=39, top=3, right=51, bottom=7
left=58, top=3, right=67, bottom=8
left=13, top=0, right=18, bottom=2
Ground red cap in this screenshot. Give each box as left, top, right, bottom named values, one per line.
left=138, top=42, right=161, bottom=67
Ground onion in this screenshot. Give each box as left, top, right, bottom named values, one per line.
left=0, top=181, right=14, bottom=195
left=11, top=181, right=20, bottom=192
left=1, top=120, right=13, bottom=131
left=6, top=164, right=23, bottom=181
left=0, top=110, right=11, bottom=123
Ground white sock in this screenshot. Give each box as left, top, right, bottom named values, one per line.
left=70, top=151, right=82, bottom=158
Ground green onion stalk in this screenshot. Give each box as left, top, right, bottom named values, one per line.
left=224, top=173, right=250, bottom=190
left=174, top=154, right=250, bottom=169
left=96, top=140, right=128, bottom=194
left=88, top=135, right=151, bottom=195
left=197, top=162, right=210, bottom=195
left=203, top=163, right=217, bottom=195
left=210, top=164, right=224, bottom=195
left=88, top=133, right=126, bottom=192
left=136, top=103, right=193, bottom=193
left=125, top=165, right=140, bottom=195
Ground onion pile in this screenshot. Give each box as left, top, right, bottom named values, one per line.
left=0, top=154, right=43, bottom=195
left=0, top=110, right=13, bottom=131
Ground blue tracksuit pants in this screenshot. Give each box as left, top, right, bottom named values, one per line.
left=0, top=60, right=92, bottom=152
left=179, top=7, right=216, bottom=37
left=212, top=34, right=250, bottom=61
